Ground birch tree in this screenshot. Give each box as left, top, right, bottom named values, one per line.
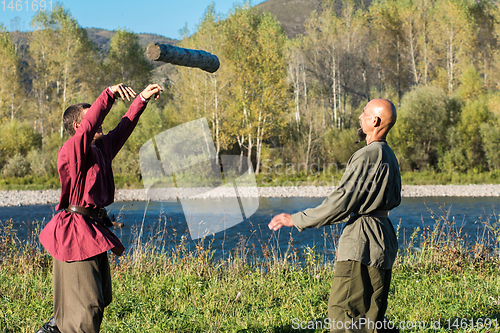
left=30, top=4, right=98, bottom=137
left=370, top=0, right=411, bottom=107
left=428, top=0, right=475, bottom=94
left=170, top=4, right=230, bottom=165
left=288, top=33, right=326, bottom=171
left=470, top=0, right=497, bottom=90
left=303, top=0, right=369, bottom=129
left=0, top=25, right=23, bottom=122
left=223, top=6, right=289, bottom=174
left=398, top=0, right=423, bottom=86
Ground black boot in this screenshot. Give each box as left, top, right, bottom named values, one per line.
left=35, top=317, right=61, bottom=333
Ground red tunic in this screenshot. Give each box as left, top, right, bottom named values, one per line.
left=39, top=88, right=148, bottom=261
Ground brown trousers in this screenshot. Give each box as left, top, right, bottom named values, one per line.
left=53, top=252, right=112, bottom=333
left=328, top=260, right=392, bottom=333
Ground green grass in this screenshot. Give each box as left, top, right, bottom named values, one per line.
left=3, top=169, right=500, bottom=191
left=1, top=209, right=500, bottom=332
left=400, top=170, right=500, bottom=185
left=0, top=175, right=60, bottom=190
left=256, top=169, right=500, bottom=187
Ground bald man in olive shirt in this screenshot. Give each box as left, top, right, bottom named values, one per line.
left=269, top=99, right=401, bottom=333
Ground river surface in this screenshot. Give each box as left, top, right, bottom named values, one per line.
left=1, top=197, right=498, bottom=261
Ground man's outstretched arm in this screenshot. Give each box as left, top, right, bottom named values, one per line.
left=268, top=213, right=294, bottom=231
left=104, top=83, right=163, bottom=158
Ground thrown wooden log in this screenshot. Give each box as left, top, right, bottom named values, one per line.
left=146, top=43, right=220, bottom=73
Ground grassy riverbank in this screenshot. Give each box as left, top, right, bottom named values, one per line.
left=1, top=212, right=500, bottom=332
left=3, top=170, right=500, bottom=191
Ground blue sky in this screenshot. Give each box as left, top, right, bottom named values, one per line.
left=1, top=0, right=266, bottom=39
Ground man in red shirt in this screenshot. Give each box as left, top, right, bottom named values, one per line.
left=36, top=83, right=162, bottom=333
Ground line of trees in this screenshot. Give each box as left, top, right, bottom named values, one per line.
left=2, top=0, right=500, bottom=185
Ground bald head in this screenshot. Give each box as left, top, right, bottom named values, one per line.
left=367, top=99, right=397, bottom=129
left=359, top=99, right=397, bottom=144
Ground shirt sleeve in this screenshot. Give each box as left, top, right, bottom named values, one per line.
left=291, top=150, right=370, bottom=232
left=72, top=88, right=116, bottom=162
left=100, top=94, right=149, bottom=159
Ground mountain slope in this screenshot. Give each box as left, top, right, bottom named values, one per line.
left=256, top=0, right=375, bottom=38
left=85, top=28, right=177, bottom=51
left=256, top=0, right=321, bottom=38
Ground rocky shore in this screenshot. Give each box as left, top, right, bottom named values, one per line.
left=1, top=184, right=500, bottom=207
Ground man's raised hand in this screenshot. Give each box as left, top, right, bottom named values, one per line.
left=141, top=84, right=163, bottom=101
left=110, top=83, right=137, bottom=101
left=268, top=213, right=294, bottom=231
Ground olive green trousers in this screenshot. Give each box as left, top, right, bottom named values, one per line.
left=53, top=252, right=112, bottom=333
left=328, top=260, right=392, bottom=333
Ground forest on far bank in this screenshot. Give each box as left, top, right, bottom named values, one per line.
left=2, top=0, right=500, bottom=189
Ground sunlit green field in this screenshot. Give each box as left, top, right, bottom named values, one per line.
left=1, top=210, right=499, bottom=332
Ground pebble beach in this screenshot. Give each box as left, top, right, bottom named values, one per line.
left=1, top=184, right=500, bottom=207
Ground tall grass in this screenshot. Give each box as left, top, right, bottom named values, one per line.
left=1, top=207, right=500, bottom=332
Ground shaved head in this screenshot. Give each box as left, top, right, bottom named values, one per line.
left=359, top=99, right=397, bottom=144
left=366, top=99, right=397, bottom=130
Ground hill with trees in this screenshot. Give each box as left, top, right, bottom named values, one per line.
left=85, top=28, right=176, bottom=51
left=256, top=0, right=375, bottom=37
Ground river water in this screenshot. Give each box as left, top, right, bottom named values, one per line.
left=1, top=196, right=498, bottom=261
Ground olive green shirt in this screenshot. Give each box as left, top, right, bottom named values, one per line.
left=292, top=142, right=401, bottom=269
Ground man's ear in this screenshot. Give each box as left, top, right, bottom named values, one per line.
left=72, top=122, right=80, bottom=133
left=373, top=116, right=381, bottom=127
